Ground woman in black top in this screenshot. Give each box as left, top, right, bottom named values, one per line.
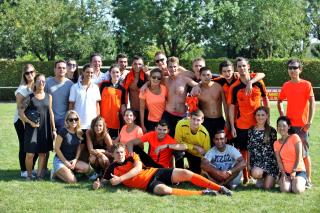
left=20, top=74, right=56, bottom=180
left=52, top=110, right=91, bottom=183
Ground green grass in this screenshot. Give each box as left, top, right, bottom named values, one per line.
left=0, top=103, right=319, bottom=212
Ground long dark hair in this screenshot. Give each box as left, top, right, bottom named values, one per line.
left=254, top=106, right=271, bottom=144
left=66, top=59, right=79, bottom=83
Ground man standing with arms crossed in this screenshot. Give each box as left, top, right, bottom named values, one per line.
left=228, top=57, right=269, bottom=184
left=277, top=59, right=315, bottom=187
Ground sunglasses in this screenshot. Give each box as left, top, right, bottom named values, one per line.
left=288, top=66, right=299, bottom=70
left=24, top=71, right=34, bottom=75
left=155, top=58, right=165, bottom=63
left=68, top=64, right=77, bottom=67
left=151, top=76, right=161, bottom=80
left=68, top=117, right=79, bottom=122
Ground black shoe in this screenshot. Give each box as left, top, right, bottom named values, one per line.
left=219, top=186, right=232, bottom=196
left=202, top=189, right=218, bottom=196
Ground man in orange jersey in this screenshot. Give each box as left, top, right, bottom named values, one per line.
left=92, top=143, right=232, bottom=196
left=127, top=119, right=187, bottom=168
left=228, top=57, right=269, bottom=184
left=277, top=59, right=315, bottom=187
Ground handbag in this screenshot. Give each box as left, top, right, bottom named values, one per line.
left=24, top=94, right=40, bottom=124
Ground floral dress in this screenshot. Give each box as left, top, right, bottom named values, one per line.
left=248, top=127, right=279, bottom=177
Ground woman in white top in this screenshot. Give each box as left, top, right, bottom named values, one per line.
left=14, top=64, right=38, bottom=178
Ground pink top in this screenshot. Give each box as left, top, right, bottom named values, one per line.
left=119, top=125, right=143, bottom=144
left=139, top=84, right=167, bottom=122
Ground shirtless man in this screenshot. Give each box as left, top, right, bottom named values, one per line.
left=196, top=67, right=228, bottom=146
left=162, top=57, right=198, bottom=137
left=154, top=51, right=193, bottom=78
left=116, top=53, right=130, bottom=84
left=122, top=55, right=149, bottom=125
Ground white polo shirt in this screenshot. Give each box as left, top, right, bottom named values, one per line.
left=69, top=82, right=101, bottom=129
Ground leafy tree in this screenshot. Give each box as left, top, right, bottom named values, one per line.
left=112, top=0, right=208, bottom=58
left=0, top=0, right=116, bottom=61
left=205, top=0, right=311, bottom=58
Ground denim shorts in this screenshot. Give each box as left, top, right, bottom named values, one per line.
left=53, top=155, right=67, bottom=174
left=285, top=171, right=307, bottom=181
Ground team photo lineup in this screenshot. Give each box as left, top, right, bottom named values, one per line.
left=14, top=51, right=315, bottom=196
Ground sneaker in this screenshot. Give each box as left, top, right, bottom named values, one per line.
left=50, top=169, right=55, bottom=180
left=219, top=186, right=232, bottom=196
left=21, top=171, right=28, bottom=178
left=255, top=179, right=264, bottom=188
left=89, top=172, right=99, bottom=181
left=202, top=189, right=218, bottom=196
left=306, top=181, right=312, bottom=189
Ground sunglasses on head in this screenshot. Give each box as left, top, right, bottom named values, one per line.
left=288, top=66, right=299, bottom=70
left=68, top=117, right=79, bottom=122
left=24, top=71, right=34, bottom=75
left=155, top=58, right=165, bottom=63
left=151, top=76, right=161, bottom=80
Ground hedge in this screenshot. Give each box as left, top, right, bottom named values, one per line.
left=0, top=59, right=319, bottom=101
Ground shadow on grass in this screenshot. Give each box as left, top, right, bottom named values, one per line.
left=0, top=169, right=25, bottom=181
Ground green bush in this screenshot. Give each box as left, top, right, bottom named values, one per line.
left=1, top=59, right=319, bottom=101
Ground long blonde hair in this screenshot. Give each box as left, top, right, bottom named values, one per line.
left=64, top=110, right=83, bottom=140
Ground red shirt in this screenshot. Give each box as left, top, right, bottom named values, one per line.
left=278, top=79, right=314, bottom=126
left=140, top=131, right=177, bottom=168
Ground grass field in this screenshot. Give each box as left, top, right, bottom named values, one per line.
left=0, top=103, right=319, bottom=212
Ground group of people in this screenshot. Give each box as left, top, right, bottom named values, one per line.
left=14, top=51, right=315, bottom=196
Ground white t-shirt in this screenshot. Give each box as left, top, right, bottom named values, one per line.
left=92, top=71, right=109, bottom=85
left=69, top=82, right=101, bottom=129
left=13, top=85, right=32, bottom=123
left=204, top=144, right=242, bottom=171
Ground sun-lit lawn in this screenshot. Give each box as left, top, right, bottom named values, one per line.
left=0, top=103, right=319, bottom=212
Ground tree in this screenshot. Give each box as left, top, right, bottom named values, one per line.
left=0, top=0, right=116, bottom=60
left=112, top=0, right=208, bottom=58
left=205, top=0, right=311, bottom=58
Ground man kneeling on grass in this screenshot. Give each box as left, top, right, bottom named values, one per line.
left=92, top=143, right=232, bottom=196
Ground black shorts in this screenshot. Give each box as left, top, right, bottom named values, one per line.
left=146, top=168, right=174, bottom=193
left=233, top=128, right=249, bottom=151
left=203, top=117, right=225, bottom=146
left=162, top=111, right=184, bottom=137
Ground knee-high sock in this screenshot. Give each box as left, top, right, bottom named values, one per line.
left=190, top=173, right=221, bottom=191
left=240, top=150, right=249, bottom=181
left=171, top=188, right=202, bottom=196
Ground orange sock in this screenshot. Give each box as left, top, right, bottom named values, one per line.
left=190, top=173, right=221, bottom=191
left=240, top=150, right=249, bottom=181
left=171, top=188, right=202, bottom=196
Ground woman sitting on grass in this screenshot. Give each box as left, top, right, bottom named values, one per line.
left=113, top=109, right=143, bottom=145
left=86, top=116, right=113, bottom=178
left=274, top=116, right=307, bottom=194
left=52, top=110, right=91, bottom=183
left=248, top=106, right=278, bottom=189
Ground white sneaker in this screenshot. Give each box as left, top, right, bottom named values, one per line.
left=50, top=169, right=55, bottom=180
left=89, top=172, right=99, bottom=181
left=21, top=171, right=28, bottom=178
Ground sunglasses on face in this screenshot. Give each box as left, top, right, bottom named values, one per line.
left=151, top=76, right=161, bottom=80
left=155, top=58, right=165, bottom=63
left=68, top=117, right=79, bottom=122
left=68, top=64, right=77, bottom=67
left=288, top=66, right=299, bottom=70
left=24, top=71, right=34, bottom=75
